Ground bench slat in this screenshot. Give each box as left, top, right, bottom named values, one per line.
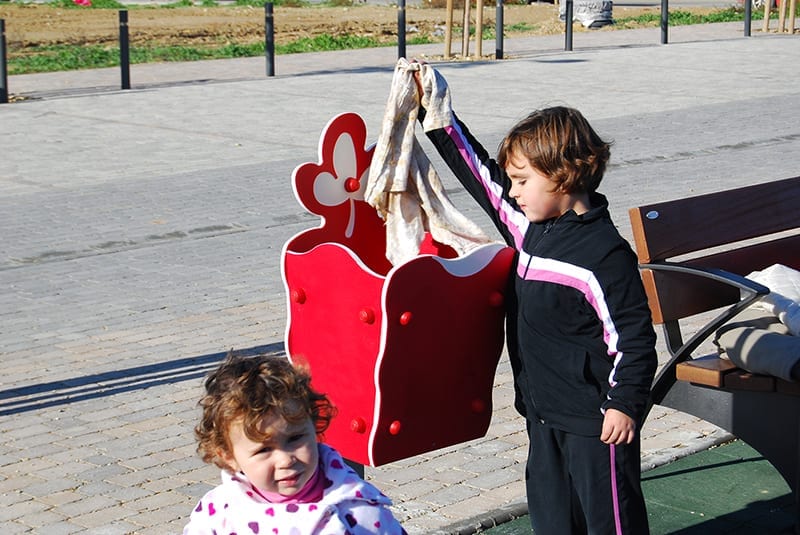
left=675, top=358, right=738, bottom=387
left=628, top=176, right=800, bottom=263
left=642, top=234, right=800, bottom=323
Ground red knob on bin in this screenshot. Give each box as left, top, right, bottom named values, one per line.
left=359, top=308, right=375, bottom=324
left=399, top=312, right=412, bottom=326
left=290, top=288, right=306, bottom=304
left=350, top=418, right=367, bottom=434
left=389, top=420, right=402, bottom=435
left=344, top=177, right=360, bottom=193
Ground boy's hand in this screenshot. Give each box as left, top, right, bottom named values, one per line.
left=412, top=70, right=424, bottom=100
left=410, top=59, right=425, bottom=100
left=600, top=408, right=636, bottom=445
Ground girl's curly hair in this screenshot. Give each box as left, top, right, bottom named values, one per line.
left=194, top=352, right=335, bottom=470
left=497, top=106, right=612, bottom=195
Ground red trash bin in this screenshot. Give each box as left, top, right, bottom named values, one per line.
left=281, top=112, right=514, bottom=466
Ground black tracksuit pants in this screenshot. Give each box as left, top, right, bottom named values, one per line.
left=525, top=418, right=650, bottom=535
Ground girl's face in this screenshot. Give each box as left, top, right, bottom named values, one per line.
left=222, top=407, right=319, bottom=497
left=505, top=150, right=588, bottom=222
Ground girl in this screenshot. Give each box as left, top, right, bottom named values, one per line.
left=184, top=352, right=406, bottom=534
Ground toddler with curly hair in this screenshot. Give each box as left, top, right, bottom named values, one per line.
left=183, top=352, right=405, bottom=534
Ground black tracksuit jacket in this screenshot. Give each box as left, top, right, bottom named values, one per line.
left=422, top=111, right=658, bottom=436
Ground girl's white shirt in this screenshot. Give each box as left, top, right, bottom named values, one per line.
left=183, top=443, right=405, bottom=535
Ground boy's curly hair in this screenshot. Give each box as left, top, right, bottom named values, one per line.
left=195, top=352, right=335, bottom=470
left=497, top=106, right=612, bottom=195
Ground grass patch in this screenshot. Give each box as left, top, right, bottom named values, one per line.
left=277, top=34, right=383, bottom=54
left=615, top=5, right=798, bottom=26
left=505, top=22, right=538, bottom=33
left=6, top=34, right=391, bottom=75
left=10, top=45, right=121, bottom=73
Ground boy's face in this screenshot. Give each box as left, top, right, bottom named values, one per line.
left=222, top=407, right=319, bottom=497
left=505, top=151, right=566, bottom=222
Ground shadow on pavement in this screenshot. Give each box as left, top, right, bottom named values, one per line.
left=0, top=342, right=284, bottom=416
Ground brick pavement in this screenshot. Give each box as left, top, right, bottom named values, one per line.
left=1, top=22, right=799, bottom=534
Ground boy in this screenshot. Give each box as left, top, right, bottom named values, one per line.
left=410, top=60, right=657, bottom=534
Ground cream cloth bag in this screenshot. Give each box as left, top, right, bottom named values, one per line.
left=365, top=58, right=492, bottom=266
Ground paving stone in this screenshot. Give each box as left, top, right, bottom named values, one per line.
left=0, top=520, right=41, bottom=534
left=467, top=466, right=525, bottom=490
left=422, top=484, right=482, bottom=507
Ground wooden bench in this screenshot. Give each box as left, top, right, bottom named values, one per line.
left=628, top=175, right=800, bottom=531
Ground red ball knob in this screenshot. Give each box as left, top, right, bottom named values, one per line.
left=350, top=418, right=367, bottom=434
left=359, top=308, right=376, bottom=324
left=389, top=420, right=402, bottom=435
left=344, top=177, right=360, bottom=193
left=399, top=311, right=412, bottom=326
left=290, top=288, right=306, bottom=304
left=471, top=398, right=487, bottom=413
left=489, top=291, right=504, bottom=307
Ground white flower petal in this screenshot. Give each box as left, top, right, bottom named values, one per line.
left=313, top=171, right=348, bottom=206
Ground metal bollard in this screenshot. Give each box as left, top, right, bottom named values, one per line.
left=565, top=0, right=573, bottom=51
left=744, top=0, right=751, bottom=36
left=119, top=10, right=131, bottom=90
left=398, top=0, right=406, bottom=59
left=660, top=0, right=669, bottom=44
left=495, top=0, right=503, bottom=60
left=265, top=2, right=274, bottom=77
left=1, top=19, right=8, bottom=104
